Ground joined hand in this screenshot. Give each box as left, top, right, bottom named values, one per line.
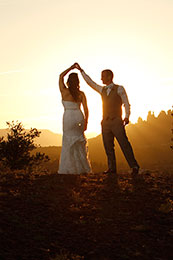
left=74, top=63, right=83, bottom=71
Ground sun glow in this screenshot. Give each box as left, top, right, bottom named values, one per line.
left=1, top=0, right=172, bottom=139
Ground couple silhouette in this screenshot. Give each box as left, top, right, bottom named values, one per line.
left=58, top=63, right=139, bottom=176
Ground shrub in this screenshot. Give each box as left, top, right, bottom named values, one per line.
left=0, top=121, right=49, bottom=173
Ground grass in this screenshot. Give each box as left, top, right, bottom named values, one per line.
left=0, top=170, right=173, bottom=260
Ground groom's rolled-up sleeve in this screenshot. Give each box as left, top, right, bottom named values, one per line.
left=118, top=86, right=130, bottom=119
left=81, top=71, right=103, bottom=94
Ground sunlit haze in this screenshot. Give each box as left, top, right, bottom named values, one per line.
left=0, top=0, right=172, bottom=137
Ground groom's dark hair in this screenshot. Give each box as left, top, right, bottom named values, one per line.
left=102, top=69, right=114, bottom=80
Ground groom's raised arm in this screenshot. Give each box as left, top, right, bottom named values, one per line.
left=74, top=63, right=103, bottom=94
left=81, top=71, right=103, bottom=94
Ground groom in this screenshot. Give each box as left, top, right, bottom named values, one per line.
left=75, top=63, right=139, bottom=175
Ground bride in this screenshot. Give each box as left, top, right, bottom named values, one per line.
left=58, top=63, right=91, bottom=174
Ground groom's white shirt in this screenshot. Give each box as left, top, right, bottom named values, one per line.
left=81, top=71, right=130, bottom=119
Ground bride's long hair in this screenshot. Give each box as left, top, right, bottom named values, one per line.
left=67, top=73, right=81, bottom=102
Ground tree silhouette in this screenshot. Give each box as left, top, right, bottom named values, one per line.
left=0, top=121, right=49, bottom=172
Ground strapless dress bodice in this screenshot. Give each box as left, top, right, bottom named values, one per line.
left=62, top=100, right=80, bottom=110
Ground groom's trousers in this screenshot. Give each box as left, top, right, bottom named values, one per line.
left=101, top=117, right=139, bottom=173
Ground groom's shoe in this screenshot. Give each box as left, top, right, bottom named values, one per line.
left=103, top=169, right=117, bottom=175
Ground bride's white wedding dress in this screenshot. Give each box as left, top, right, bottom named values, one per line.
left=58, top=101, right=91, bottom=174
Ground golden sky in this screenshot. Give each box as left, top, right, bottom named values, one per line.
left=0, top=0, right=173, bottom=135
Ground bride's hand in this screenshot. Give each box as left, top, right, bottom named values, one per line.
left=74, top=63, right=83, bottom=71
left=84, top=119, right=88, bottom=131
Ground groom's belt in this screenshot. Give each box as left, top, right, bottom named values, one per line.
left=103, top=115, right=121, bottom=120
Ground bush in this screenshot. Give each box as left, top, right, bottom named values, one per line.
left=0, top=121, right=49, bottom=173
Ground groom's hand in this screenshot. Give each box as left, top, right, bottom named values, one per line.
left=70, top=63, right=76, bottom=69
left=74, top=63, right=83, bottom=71
left=123, top=118, right=129, bottom=126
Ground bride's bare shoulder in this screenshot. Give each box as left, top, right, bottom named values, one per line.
left=79, top=90, right=86, bottom=97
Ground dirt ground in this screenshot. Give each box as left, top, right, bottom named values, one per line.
left=0, top=170, right=173, bottom=260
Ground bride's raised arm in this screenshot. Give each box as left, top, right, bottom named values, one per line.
left=59, top=64, right=76, bottom=93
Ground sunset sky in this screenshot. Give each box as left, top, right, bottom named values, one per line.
left=0, top=0, right=173, bottom=136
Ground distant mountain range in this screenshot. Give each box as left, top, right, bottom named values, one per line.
left=0, top=110, right=172, bottom=173
left=0, top=129, right=100, bottom=147
left=0, top=129, right=62, bottom=146
left=0, top=110, right=172, bottom=150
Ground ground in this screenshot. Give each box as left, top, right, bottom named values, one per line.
left=0, top=170, right=173, bottom=260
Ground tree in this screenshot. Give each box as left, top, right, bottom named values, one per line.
left=0, top=121, right=49, bottom=172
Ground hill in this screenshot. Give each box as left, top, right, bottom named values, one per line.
left=0, top=171, right=172, bottom=259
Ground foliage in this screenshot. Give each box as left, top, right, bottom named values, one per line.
left=0, top=121, right=49, bottom=172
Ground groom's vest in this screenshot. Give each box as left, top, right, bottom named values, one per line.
left=101, top=84, right=122, bottom=120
